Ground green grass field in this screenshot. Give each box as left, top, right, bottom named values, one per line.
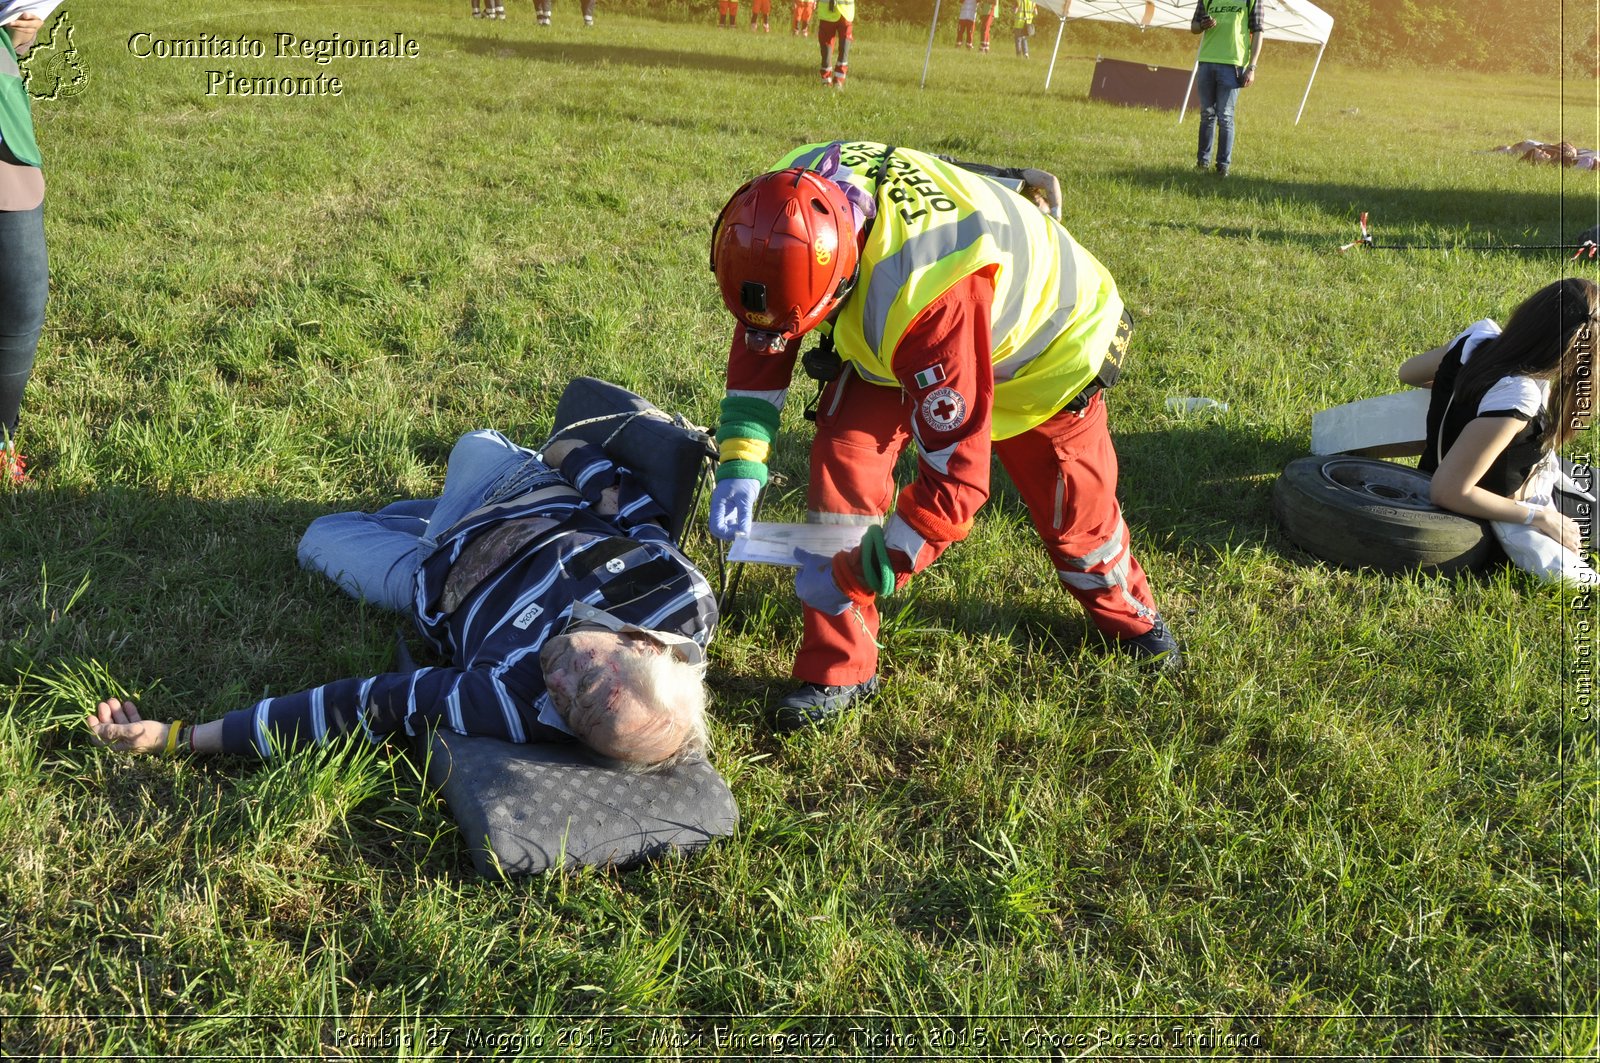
left=1, top=0, right=1597, bottom=1056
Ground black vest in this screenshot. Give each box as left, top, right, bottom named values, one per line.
left=1419, top=335, right=1547, bottom=497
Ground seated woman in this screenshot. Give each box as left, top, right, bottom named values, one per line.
left=86, top=430, right=718, bottom=770
left=1397, top=277, right=1596, bottom=584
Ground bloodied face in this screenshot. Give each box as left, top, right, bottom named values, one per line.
left=538, top=625, right=693, bottom=765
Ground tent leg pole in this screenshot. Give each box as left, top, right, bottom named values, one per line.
left=1178, top=50, right=1200, bottom=123
left=1044, top=17, right=1066, bottom=90
left=920, top=0, right=943, bottom=89
left=1294, top=41, right=1326, bottom=124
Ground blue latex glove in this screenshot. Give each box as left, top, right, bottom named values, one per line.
left=794, top=549, right=852, bottom=615
left=709, top=477, right=760, bottom=542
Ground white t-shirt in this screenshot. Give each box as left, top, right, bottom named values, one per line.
left=1448, top=317, right=1559, bottom=498
left=960, top=0, right=978, bottom=18
left=1450, top=318, right=1550, bottom=420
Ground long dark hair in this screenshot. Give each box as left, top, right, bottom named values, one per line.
left=1454, top=277, right=1598, bottom=450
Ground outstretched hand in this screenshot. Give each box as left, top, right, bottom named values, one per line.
left=1018, top=168, right=1063, bottom=220
left=4, top=14, right=43, bottom=52
left=85, top=697, right=169, bottom=754
left=794, top=549, right=853, bottom=615
left=1533, top=504, right=1584, bottom=553
left=709, top=478, right=760, bottom=542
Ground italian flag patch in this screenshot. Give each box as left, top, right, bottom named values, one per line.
left=913, top=366, right=945, bottom=389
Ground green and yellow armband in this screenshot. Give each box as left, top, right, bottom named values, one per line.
left=716, top=395, right=782, bottom=486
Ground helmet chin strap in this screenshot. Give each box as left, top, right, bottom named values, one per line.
left=833, top=260, right=859, bottom=304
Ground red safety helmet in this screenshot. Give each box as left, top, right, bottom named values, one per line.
left=709, top=167, right=860, bottom=355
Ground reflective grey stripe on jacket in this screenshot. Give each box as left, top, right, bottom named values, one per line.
left=857, top=178, right=1079, bottom=377
left=788, top=142, right=1082, bottom=382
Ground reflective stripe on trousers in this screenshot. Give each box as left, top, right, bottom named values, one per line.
left=992, top=394, right=1159, bottom=639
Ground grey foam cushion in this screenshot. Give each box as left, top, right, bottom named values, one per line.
left=422, top=731, right=738, bottom=877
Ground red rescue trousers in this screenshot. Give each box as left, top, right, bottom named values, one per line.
left=795, top=372, right=1159, bottom=686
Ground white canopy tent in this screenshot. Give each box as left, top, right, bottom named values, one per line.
left=920, top=0, right=1334, bottom=124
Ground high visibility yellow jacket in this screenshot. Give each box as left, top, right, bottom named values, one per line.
left=777, top=140, right=1122, bottom=439
left=0, top=33, right=41, bottom=167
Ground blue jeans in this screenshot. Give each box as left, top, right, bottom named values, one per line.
left=297, top=429, right=545, bottom=611
left=0, top=203, right=48, bottom=438
left=1195, top=61, right=1242, bottom=171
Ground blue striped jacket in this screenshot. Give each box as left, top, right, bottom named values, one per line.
left=219, top=445, right=717, bottom=757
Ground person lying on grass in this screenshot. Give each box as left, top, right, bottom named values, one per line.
left=1399, top=276, right=1596, bottom=584
left=86, top=430, right=717, bottom=770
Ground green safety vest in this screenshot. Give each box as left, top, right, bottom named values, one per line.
left=817, top=0, right=853, bottom=22
left=0, top=31, right=40, bottom=167
left=1197, top=0, right=1255, bottom=67
left=778, top=141, right=1123, bottom=440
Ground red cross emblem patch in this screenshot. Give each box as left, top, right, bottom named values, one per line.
left=921, top=386, right=967, bottom=432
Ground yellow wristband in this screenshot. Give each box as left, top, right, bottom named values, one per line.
left=164, top=721, right=185, bottom=756
left=719, top=437, right=771, bottom=465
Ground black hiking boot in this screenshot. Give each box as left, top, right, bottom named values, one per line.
left=772, top=676, right=881, bottom=732
left=1115, top=617, right=1183, bottom=673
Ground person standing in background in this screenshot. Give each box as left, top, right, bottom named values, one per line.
left=792, top=0, right=815, bottom=34
left=1012, top=0, right=1034, bottom=57
left=979, top=0, right=997, bottom=52
left=816, top=0, right=854, bottom=87
left=1190, top=0, right=1262, bottom=177
left=0, top=12, right=46, bottom=486
left=956, top=0, right=976, bottom=48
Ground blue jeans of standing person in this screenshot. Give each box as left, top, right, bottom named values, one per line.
left=0, top=203, right=48, bottom=440
left=1195, top=61, right=1242, bottom=172
left=297, top=429, right=556, bottom=611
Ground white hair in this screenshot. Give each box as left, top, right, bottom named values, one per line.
left=593, top=647, right=709, bottom=773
